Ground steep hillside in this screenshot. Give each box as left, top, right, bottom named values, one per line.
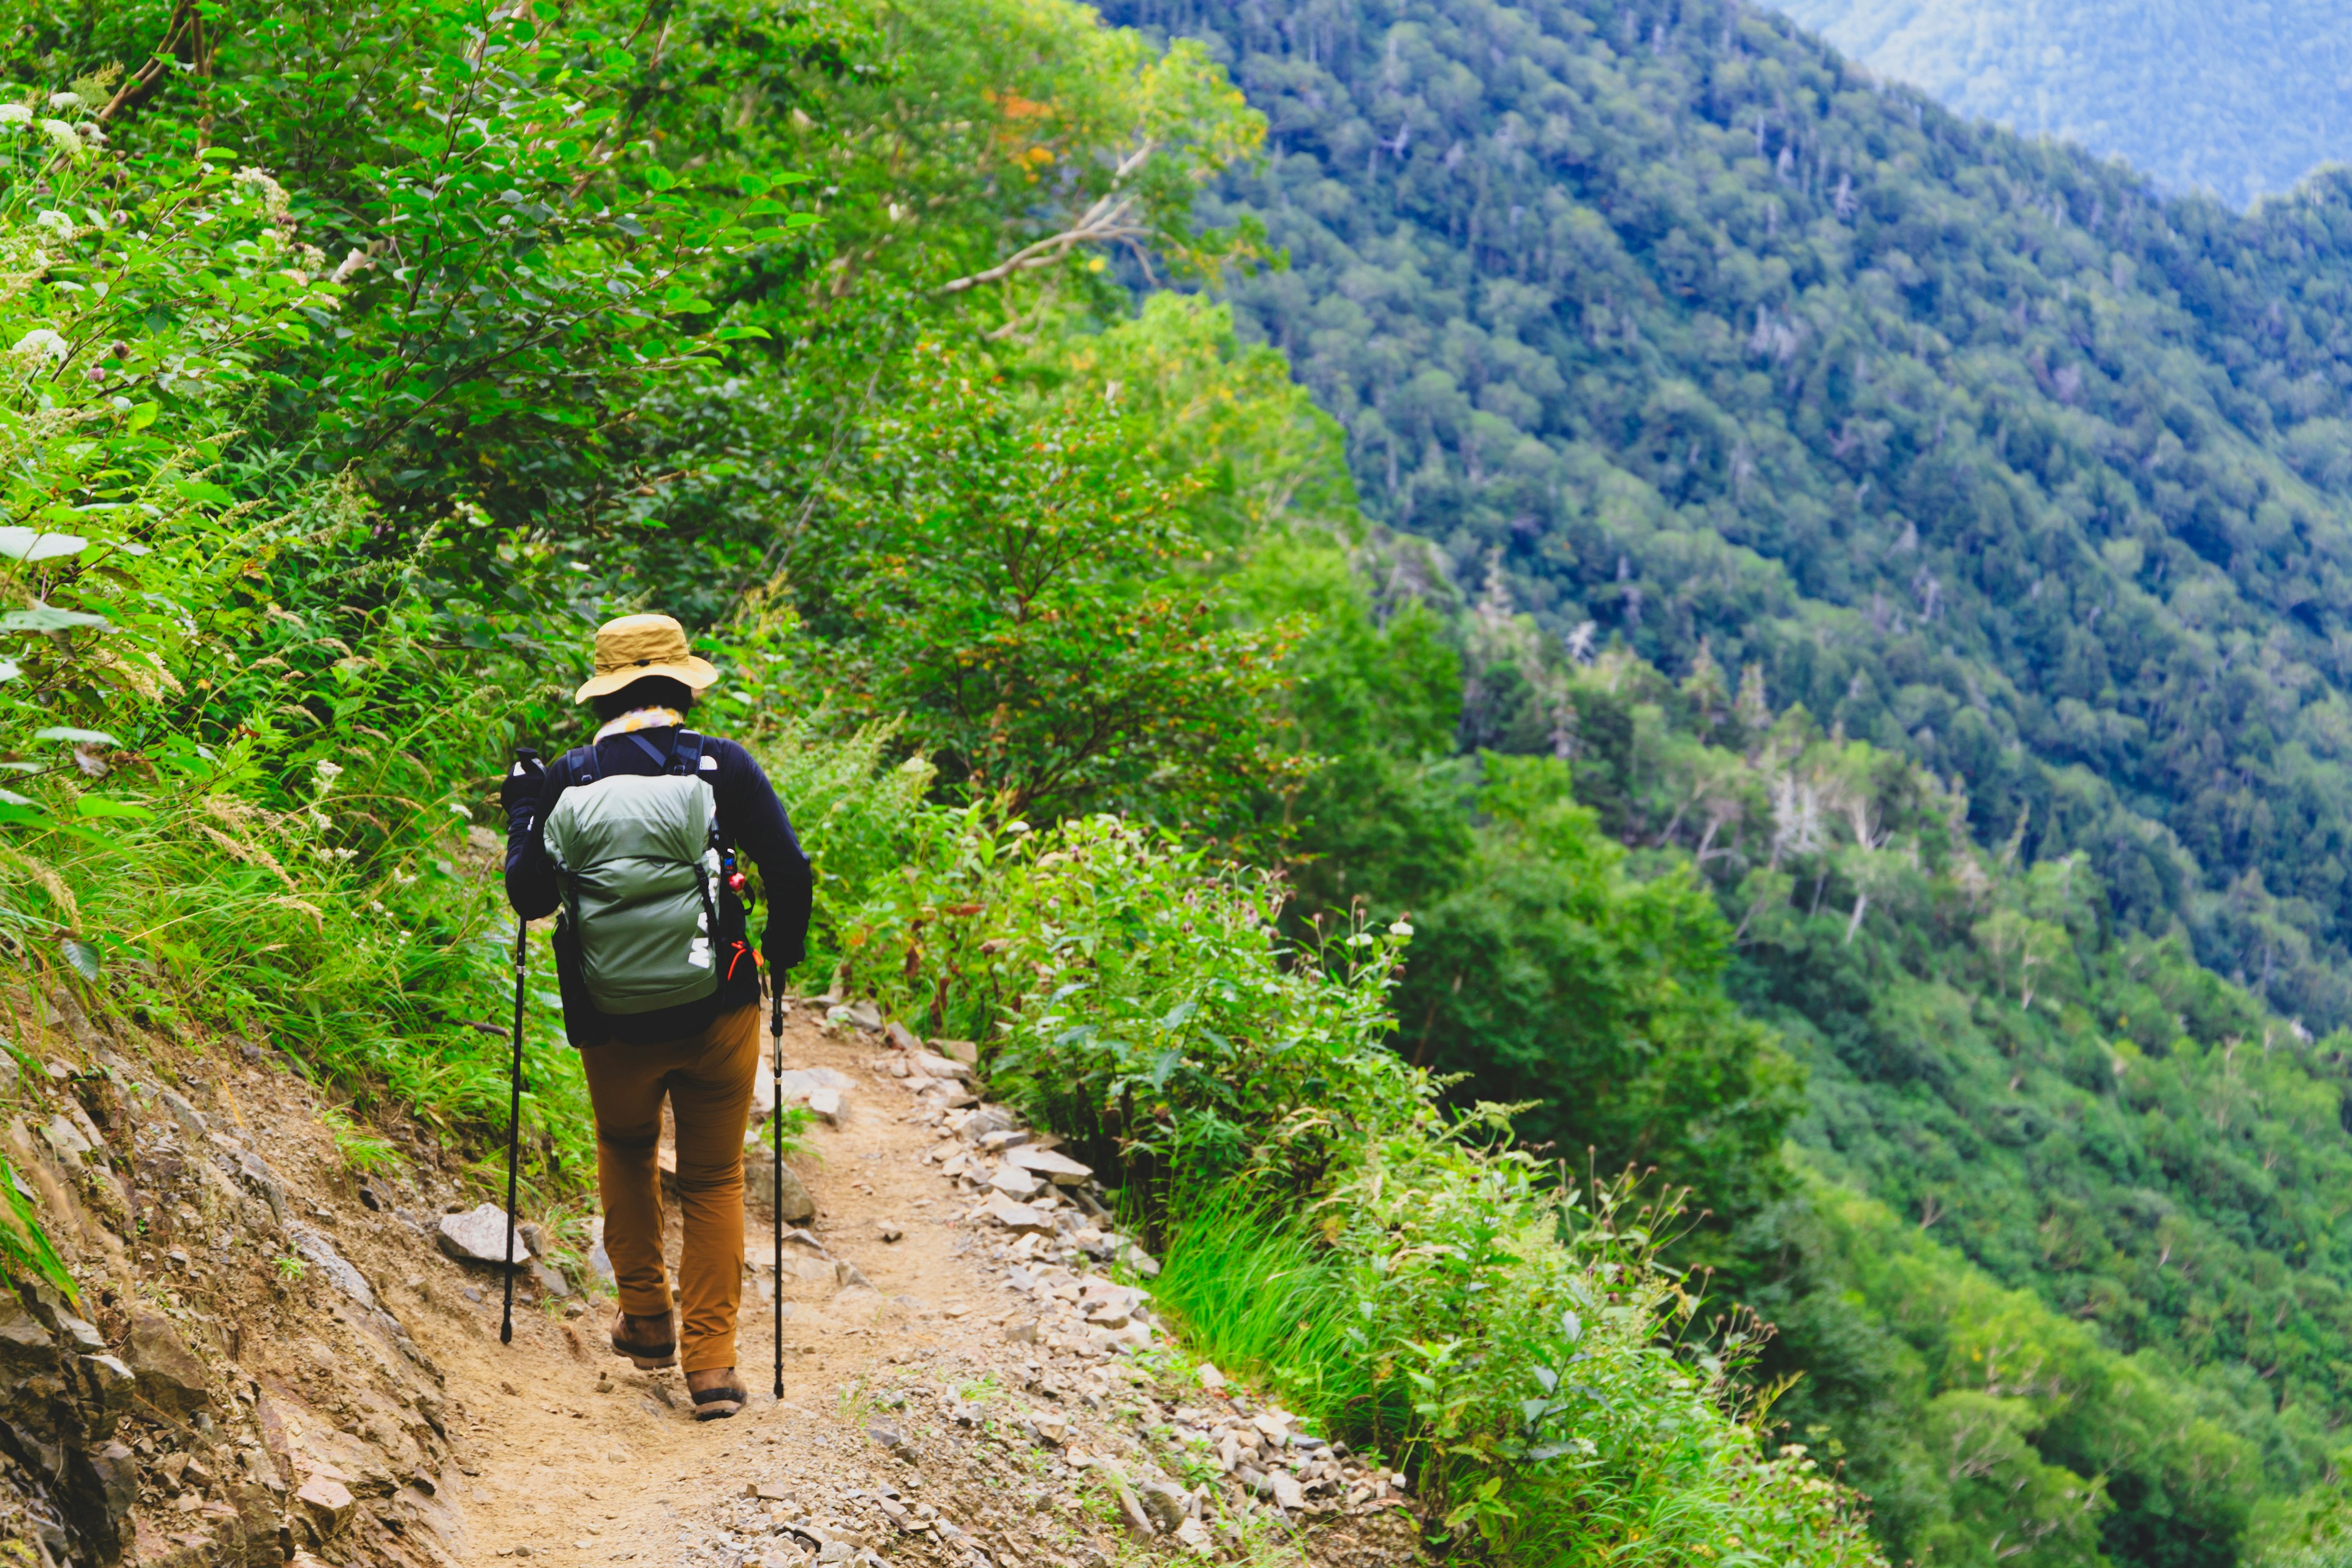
left=1768, top=0, right=2352, bottom=208
left=1103, top=0, right=2352, bottom=1035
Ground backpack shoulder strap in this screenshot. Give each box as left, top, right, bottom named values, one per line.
left=562, top=744, right=598, bottom=788
left=668, top=729, right=712, bottom=779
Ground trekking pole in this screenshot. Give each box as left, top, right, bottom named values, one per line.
left=771, top=973, right=786, bottom=1399
left=500, top=745, right=539, bottom=1347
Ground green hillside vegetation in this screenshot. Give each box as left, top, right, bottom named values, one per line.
left=1103, top=0, right=2352, bottom=1042
left=1768, top=0, right=2352, bottom=209
left=0, top=0, right=1895, bottom=1562
left=17, top=0, right=2352, bottom=1564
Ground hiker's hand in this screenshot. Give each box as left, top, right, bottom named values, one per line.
left=499, top=754, right=546, bottom=814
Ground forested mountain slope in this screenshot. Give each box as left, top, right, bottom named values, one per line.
left=1102, top=0, right=2352, bottom=1036
left=1769, top=0, right=2352, bottom=208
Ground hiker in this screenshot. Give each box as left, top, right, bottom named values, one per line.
left=500, top=613, right=813, bottom=1421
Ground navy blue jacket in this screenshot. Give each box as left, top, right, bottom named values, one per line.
left=504, top=727, right=813, bottom=1049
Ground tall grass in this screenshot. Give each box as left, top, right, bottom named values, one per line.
left=1150, top=1187, right=1395, bottom=1434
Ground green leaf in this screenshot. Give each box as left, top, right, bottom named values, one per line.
left=0, top=529, right=88, bottom=562
left=126, top=402, right=158, bottom=432
left=75, top=797, right=153, bottom=820
left=58, top=937, right=99, bottom=981
left=644, top=165, right=677, bottom=192
left=173, top=480, right=236, bottom=507
left=0, top=608, right=106, bottom=633
left=36, top=727, right=120, bottom=746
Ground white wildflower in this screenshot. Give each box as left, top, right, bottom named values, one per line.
left=38, top=119, right=82, bottom=159
left=45, top=92, right=77, bottom=110
left=9, top=328, right=66, bottom=364
left=314, top=760, right=344, bottom=781
left=310, top=810, right=332, bottom=831
left=233, top=165, right=291, bottom=220
left=0, top=105, right=29, bottom=128
left=32, top=210, right=69, bottom=236
left=1388, top=920, right=1415, bottom=938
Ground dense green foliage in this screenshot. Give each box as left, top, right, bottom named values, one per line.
left=0, top=0, right=1901, bottom=1561
left=1106, top=0, right=2352, bottom=1041
left=1771, top=0, right=2351, bottom=209
left=780, top=742, right=1879, bottom=1562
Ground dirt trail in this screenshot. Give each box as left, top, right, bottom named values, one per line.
left=8, top=987, right=1414, bottom=1568
left=424, top=1012, right=988, bottom=1565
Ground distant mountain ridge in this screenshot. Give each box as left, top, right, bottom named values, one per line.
left=1105, top=0, right=2352, bottom=1039
left=1769, top=0, right=2352, bottom=208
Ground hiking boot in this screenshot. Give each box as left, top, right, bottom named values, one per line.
left=688, top=1366, right=746, bottom=1421
left=611, top=1309, right=677, bottom=1370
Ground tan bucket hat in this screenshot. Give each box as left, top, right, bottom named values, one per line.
left=573, top=614, right=720, bottom=704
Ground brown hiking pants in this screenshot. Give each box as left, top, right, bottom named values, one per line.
left=581, top=1004, right=760, bottom=1373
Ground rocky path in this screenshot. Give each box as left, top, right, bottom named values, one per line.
left=0, top=984, right=1414, bottom=1568
left=412, top=1009, right=1416, bottom=1568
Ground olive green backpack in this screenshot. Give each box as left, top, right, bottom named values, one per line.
left=543, top=730, right=737, bottom=1016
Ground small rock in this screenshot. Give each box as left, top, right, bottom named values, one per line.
left=1004, top=1145, right=1091, bottom=1184
left=295, top=1474, right=356, bottom=1537
left=753, top=1481, right=794, bottom=1502
left=1139, top=1482, right=1189, bottom=1534
left=845, top=1001, right=883, bottom=1033
left=911, top=1052, right=970, bottom=1082
left=1270, top=1471, right=1305, bottom=1512
left=286, top=1224, right=377, bottom=1308
left=982, top=1194, right=1052, bottom=1233
left=1004, top=1319, right=1039, bottom=1344
left=1112, top=1475, right=1155, bottom=1537
left=986, top=1166, right=1043, bottom=1201
left=1197, top=1362, right=1226, bottom=1390
left=38, top=1112, right=91, bottom=1161
left=159, top=1090, right=205, bottom=1138
left=462, top=1285, right=484, bottom=1303
left=80, top=1352, right=134, bottom=1421
left=884, top=1021, right=921, bottom=1053
left=804, top=1086, right=845, bottom=1125
left=877, top=1221, right=903, bottom=1243
left=126, top=1311, right=209, bottom=1415
left=744, top=1145, right=818, bottom=1223
left=817, top=1542, right=854, bottom=1564
left=836, top=1261, right=873, bottom=1291
left=438, top=1204, right=533, bottom=1265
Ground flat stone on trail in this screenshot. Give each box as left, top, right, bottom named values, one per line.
left=803, top=1086, right=845, bottom=1125
left=437, top=1204, right=534, bottom=1265
left=1004, top=1144, right=1092, bottom=1184
left=983, top=1193, right=1052, bottom=1233
left=912, top=1052, right=971, bottom=1081
left=754, top=1066, right=855, bottom=1117
left=986, top=1165, right=1044, bottom=1200
left=884, top=1021, right=921, bottom=1053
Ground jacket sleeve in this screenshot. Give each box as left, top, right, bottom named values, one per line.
left=503, top=758, right=567, bottom=921
left=718, top=743, right=814, bottom=973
